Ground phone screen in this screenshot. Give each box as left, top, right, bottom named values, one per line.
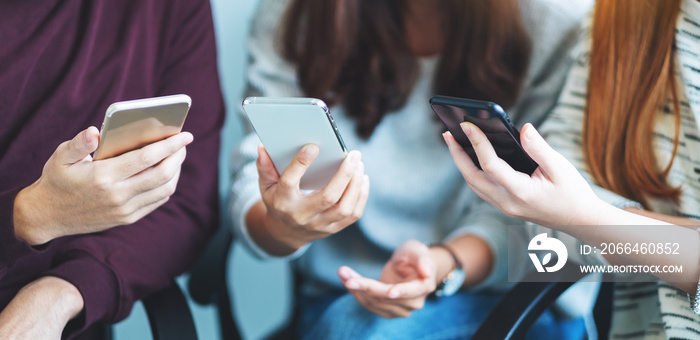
left=430, top=96, right=538, bottom=175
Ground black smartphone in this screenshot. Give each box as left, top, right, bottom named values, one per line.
left=430, top=95, right=538, bottom=175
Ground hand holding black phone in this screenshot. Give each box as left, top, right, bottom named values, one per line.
left=430, top=95, right=538, bottom=175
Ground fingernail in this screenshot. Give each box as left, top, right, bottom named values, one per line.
left=522, top=124, right=535, bottom=142
left=348, top=151, right=361, bottom=164
left=303, top=144, right=319, bottom=157
left=442, top=131, right=454, bottom=145
left=182, top=132, right=194, bottom=144
left=388, top=289, right=400, bottom=299
left=84, top=129, right=91, bottom=144
left=339, top=268, right=350, bottom=280
left=460, top=122, right=472, bottom=137
left=346, top=281, right=360, bottom=290
left=355, top=162, right=364, bottom=176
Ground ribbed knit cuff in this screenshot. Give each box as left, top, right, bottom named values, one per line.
left=0, top=187, right=39, bottom=269
left=44, top=251, right=120, bottom=336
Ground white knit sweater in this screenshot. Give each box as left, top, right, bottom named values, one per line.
left=230, top=0, right=593, bottom=304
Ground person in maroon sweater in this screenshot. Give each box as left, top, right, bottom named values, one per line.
left=0, top=0, right=224, bottom=338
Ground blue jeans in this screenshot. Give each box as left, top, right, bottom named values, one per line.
left=298, top=291, right=586, bottom=340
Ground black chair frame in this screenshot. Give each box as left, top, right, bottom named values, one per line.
left=188, top=226, right=242, bottom=340
left=189, top=229, right=612, bottom=340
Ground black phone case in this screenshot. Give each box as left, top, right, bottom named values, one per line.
left=430, top=95, right=538, bottom=175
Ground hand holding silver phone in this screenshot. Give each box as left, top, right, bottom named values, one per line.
left=242, top=97, right=348, bottom=190
left=93, top=94, right=191, bottom=160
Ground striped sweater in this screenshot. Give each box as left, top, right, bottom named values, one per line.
left=538, top=0, right=700, bottom=338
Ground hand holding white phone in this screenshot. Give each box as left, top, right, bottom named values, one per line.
left=242, top=97, right=347, bottom=190
left=241, top=97, right=370, bottom=256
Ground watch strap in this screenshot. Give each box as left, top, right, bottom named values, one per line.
left=430, top=243, right=462, bottom=270
left=430, top=243, right=466, bottom=297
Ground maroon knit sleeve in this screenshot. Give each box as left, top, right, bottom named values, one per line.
left=0, top=188, right=45, bottom=278
left=44, top=0, right=224, bottom=335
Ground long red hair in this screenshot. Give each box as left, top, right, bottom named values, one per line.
left=584, top=0, right=682, bottom=208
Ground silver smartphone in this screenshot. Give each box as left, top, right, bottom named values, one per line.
left=93, top=94, right=191, bottom=160
left=242, top=97, right=348, bottom=190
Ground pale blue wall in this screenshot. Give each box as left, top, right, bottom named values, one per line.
left=114, top=1, right=293, bottom=339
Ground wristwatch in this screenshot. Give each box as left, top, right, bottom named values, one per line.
left=430, top=244, right=466, bottom=297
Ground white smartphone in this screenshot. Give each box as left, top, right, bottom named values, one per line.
left=93, top=94, right=191, bottom=160
left=242, top=97, right=348, bottom=190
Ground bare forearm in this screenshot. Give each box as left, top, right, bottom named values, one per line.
left=624, top=207, right=700, bottom=229
left=445, top=235, right=494, bottom=287
left=563, top=201, right=700, bottom=293
left=13, top=185, right=57, bottom=246
left=245, top=201, right=307, bottom=257
left=0, top=277, right=84, bottom=339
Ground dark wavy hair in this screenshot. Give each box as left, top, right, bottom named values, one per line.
left=281, top=0, right=531, bottom=139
